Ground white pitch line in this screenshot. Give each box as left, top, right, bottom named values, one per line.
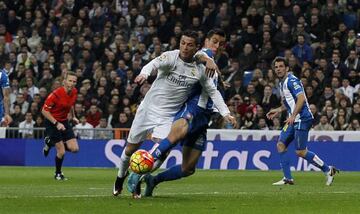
left=0, top=191, right=352, bottom=199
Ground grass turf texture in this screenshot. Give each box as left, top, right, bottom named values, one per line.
left=0, top=167, right=359, bottom=214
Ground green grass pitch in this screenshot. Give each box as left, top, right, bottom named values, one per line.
left=0, top=167, right=359, bottom=214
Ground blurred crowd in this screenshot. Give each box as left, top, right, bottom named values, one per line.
left=1, top=0, right=359, bottom=139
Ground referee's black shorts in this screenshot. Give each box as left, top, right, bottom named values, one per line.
left=44, top=119, right=76, bottom=144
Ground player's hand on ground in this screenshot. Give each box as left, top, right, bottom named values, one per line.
left=204, top=59, right=219, bottom=78
left=285, top=115, right=296, bottom=125
left=134, top=74, right=147, bottom=85
left=56, top=122, right=66, bottom=131
left=224, top=114, right=237, bottom=127
left=266, top=109, right=280, bottom=120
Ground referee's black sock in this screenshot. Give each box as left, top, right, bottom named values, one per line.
left=55, top=156, right=64, bottom=174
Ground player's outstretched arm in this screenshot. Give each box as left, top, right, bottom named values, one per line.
left=136, top=51, right=175, bottom=85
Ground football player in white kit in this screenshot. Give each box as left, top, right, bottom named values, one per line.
left=113, top=30, right=234, bottom=196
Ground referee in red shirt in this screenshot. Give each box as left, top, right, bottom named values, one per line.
left=41, top=71, right=79, bottom=180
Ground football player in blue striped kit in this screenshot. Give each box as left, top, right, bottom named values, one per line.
left=266, top=57, right=338, bottom=186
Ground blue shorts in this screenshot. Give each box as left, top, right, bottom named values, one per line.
left=279, top=119, right=313, bottom=150
left=174, top=99, right=212, bottom=151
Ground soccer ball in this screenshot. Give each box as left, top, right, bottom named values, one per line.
left=129, top=150, right=154, bottom=174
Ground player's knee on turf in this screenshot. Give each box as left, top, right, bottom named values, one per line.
left=276, top=142, right=286, bottom=153
left=295, top=149, right=307, bottom=158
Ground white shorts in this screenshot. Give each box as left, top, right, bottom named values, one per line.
left=127, top=107, right=173, bottom=144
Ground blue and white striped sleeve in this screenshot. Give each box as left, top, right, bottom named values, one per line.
left=287, top=77, right=304, bottom=97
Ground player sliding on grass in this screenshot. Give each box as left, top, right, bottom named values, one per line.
left=126, top=29, right=235, bottom=197
left=267, top=57, right=338, bottom=186
left=112, top=30, right=235, bottom=197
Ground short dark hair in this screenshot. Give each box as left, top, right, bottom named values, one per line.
left=272, top=56, right=289, bottom=68
left=206, top=28, right=226, bottom=39
left=65, top=71, right=77, bottom=79
left=181, top=30, right=198, bottom=44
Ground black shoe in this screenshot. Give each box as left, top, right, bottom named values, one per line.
left=113, top=176, right=126, bottom=196
left=43, top=136, right=52, bottom=157
left=54, top=172, right=68, bottom=181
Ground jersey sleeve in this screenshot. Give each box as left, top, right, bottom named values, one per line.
left=194, top=48, right=214, bottom=59
left=287, top=77, right=304, bottom=97
left=0, top=72, right=10, bottom=89
left=140, top=51, right=175, bottom=78
left=199, top=70, right=230, bottom=116
left=43, top=92, right=57, bottom=111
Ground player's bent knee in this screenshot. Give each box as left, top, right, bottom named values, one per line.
left=276, top=142, right=286, bottom=153
left=70, top=146, right=79, bottom=153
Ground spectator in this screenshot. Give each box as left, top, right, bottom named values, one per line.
left=313, top=114, right=335, bottom=131
left=309, top=104, right=321, bottom=126
left=270, top=117, right=281, bottom=130
left=33, top=115, right=45, bottom=139
left=292, top=34, right=313, bottom=65
left=261, top=85, right=279, bottom=113
left=11, top=93, right=29, bottom=114
left=113, top=112, right=132, bottom=128
left=347, top=118, right=360, bottom=131
left=339, top=78, right=356, bottom=103
left=19, top=112, right=35, bottom=138
left=94, top=117, right=113, bottom=139
left=86, top=104, right=102, bottom=127
left=334, top=115, right=349, bottom=131
left=74, top=114, right=94, bottom=140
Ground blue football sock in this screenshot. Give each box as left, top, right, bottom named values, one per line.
left=151, top=138, right=174, bottom=160
left=153, top=165, right=185, bottom=185
left=279, top=151, right=292, bottom=180
left=304, top=151, right=330, bottom=172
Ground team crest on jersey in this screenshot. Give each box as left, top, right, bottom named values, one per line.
left=191, top=68, right=196, bottom=76
left=293, top=82, right=300, bottom=90
left=158, top=54, right=167, bottom=61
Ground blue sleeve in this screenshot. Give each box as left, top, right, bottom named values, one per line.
left=1, top=72, right=10, bottom=88
left=287, top=77, right=304, bottom=97
left=201, top=48, right=214, bottom=58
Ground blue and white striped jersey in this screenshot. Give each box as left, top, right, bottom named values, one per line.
left=0, top=69, right=10, bottom=118
left=279, top=73, right=313, bottom=122
left=190, top=48, right=219, bottom=113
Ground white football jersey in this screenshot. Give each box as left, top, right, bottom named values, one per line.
left=138, top=50, right=229, bottom=118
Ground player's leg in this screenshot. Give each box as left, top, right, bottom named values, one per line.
left=294, top=122, right=338, bottom=185
left=151, top=118, right=188, bottom=159
left=113, top=109, right=154, bottom=196
left=63, top=122, right=79, bottom=153
left=144, top=130, right=206, bottom=197
left=273, top=124, right=295, bottom=185
left=43, top=120, right=57, bottom=157
left=54, top=142, right=67, bottom=180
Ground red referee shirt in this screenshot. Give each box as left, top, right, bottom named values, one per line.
left=43, top=87, right=78, bottom=122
